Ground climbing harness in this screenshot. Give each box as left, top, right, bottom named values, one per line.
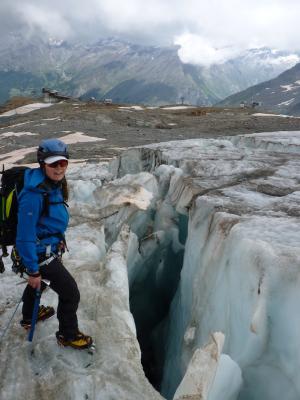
left=39, top=254, right=57, bottom=267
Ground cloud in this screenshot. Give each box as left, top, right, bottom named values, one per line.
left=174, top=34, right=242, bottom=67
left=17, top=4, right=73, bottom=38
left=265, top=54, right=300, bottom=67
left=1, top=0, right=300, bottom=66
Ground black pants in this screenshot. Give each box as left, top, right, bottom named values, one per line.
left=22, top=258, right=80, bottom=340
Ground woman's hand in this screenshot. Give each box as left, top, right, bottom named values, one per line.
left=28, top=275, right=41, bottom=289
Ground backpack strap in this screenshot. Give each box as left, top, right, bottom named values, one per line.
left=38, top=179, right=68, bottom=217
left=41, top=192, right=50, bottom=216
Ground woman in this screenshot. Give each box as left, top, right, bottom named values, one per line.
left=16, top=138, right=93, bottom=349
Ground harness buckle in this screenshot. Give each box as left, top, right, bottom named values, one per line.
left=39, top=254, right=57, bottom=267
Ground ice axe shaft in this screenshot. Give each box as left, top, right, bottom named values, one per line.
left=28, top=289, right=41, bottom=342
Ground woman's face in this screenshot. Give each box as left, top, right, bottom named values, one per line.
left=44, top=160, right=68, bottom=182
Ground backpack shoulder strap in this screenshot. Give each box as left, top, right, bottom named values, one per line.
left=37, top=181, right=67, bottom=216
left=41, top=192, right=50, bottom=216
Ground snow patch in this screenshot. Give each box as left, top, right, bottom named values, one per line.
left=0, top=132, right=106, bottom=166
left=0, top=121, right=34, bottom=129
left=252, top=113, right=300, bottom=119
left=42, top=117, right=61, bottom=121
left=0, top=103, right=54, bottom=117
left=161, top=106, right=196, bottom=110
left=119, top=106, right=144, bottom=111
left=280, top=84, right=294, bottom=92
left=59, top=132, right=106, bottom=144
left=0, top=132, right=38, bottom=138
left=277, top=98, right=295, bottom=106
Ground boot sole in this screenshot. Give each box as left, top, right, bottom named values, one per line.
left=21, top=312, right=55, bottom=330
left=57, top=339, right=94, bottom=350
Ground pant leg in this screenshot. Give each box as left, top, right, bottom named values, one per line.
left=40, top=258, right=80, bottom=339
left=22, top=281, right=47, bottom=321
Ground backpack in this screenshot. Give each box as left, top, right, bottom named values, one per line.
left=0, top=166, right=29, bottom=250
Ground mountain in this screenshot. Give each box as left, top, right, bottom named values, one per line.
left=217, top=62, right=300, bottom=115
left=0, top=35, right=299, bottom=106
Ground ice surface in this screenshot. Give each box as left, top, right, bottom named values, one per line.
left=0, top=164, right=163, bottom=400
left=207, top=354, right=243, bottom=400
left=117, top=131, right=300, bottom=399
left=0, top=130, right=299, bottom=400
left=173, top=332, right=242, bottom=400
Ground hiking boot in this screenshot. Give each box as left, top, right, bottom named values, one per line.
left=56, top=331, right=93, bottom=349
left=20, top=305, right=55, bottom=330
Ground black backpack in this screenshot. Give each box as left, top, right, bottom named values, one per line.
left=0, top=166, right=29, bottom=250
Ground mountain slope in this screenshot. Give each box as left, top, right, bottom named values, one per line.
left=0, top=36, right=299, bottom=106
left=217, top=62, right=300, bottom=115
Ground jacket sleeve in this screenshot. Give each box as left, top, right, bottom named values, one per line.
left=16, top=190, right=43, bottom=273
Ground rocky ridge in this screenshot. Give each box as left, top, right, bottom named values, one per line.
left=218, top=62, right=300, bottom=115
left=0, top=36, right=299, bottom=106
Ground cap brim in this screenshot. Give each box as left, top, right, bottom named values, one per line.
left=44, top=155, right=68, bottom=164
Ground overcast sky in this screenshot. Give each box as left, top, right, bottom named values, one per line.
left=1, top=0, right=300, bottom=66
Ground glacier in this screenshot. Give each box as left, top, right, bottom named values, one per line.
left=0, top=130, right=299, bottom=400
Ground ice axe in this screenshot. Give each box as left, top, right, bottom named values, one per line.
left=28, top=288, right=41, bottom=342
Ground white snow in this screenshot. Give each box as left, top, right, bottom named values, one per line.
left=0, top=132, right=38, bottom=138
left=252, top=113, right=300, bottom=118
left=161, top=106, right=196, bottom=110
left=277, top=98, right=295, bottom=106
left=280, top=84, right=294, bottom=92
left=0, top=121, right=34, bottom=129
left=0, top=103, right=54, bottom=117
left=0, top=146, right=38, bottom=165
left=41, top=117, right=61, bottom=121
left=58, top=132, right=106, bottom=144
left=119, top=106, right=144, bottom=110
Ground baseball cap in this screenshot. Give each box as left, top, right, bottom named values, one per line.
left=44, top=155, right=68, bottom=164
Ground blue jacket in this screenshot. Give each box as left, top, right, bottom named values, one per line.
left=16, top=168, right=69, bottom=273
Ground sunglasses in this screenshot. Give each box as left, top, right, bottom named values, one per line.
left=46, top=160, right=69, bottom=168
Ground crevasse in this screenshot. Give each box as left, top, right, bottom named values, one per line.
left=116, top=133, right=300, bottom=400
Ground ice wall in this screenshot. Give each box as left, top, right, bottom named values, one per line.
left=117, top=132, right=300, bottom=399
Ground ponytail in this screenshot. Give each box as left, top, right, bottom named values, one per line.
left=61, top=177, right=69, bottom=201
